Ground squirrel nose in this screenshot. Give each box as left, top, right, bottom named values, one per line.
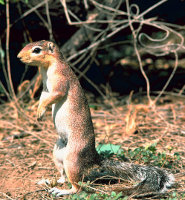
left=17, top=51, right=22, bottom=58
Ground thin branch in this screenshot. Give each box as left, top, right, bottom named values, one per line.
left=0, top=80, right=10, bottom=102
left=0, top=0, right=51, bottom=40
left=154, top=52, right=179, bottom=104
left=60, top=0, right=105, bottom=32
left=45, top=0, right=54, bottom=41
left=136, top=0, right=168, bottom=20
left=6, top=0, right=16, bottom=99
left=71, top=65, right=106, bottom=98
left=17, top=0, right=51, bottom=24
left=21, top=0, right=52, bottom=38
left=83, top=0, right=88, bottom=10
left=90, top=0, right=127, bottom=16
left=0, top=192, right=14, bottom=200
left=67, top=22, right=130, bottom=62
left=138, top=21, right=184, bottom=56
left=60, top=0, right=126, bottom=25
left=0, top=39, right=10, bottom=99
left=126, top=0, right=152, bottom=104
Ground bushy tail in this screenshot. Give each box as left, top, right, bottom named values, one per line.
left=100, top=159, right=174, bottom=194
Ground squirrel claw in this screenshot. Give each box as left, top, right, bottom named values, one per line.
left=37, top=106, right=46, bottom=121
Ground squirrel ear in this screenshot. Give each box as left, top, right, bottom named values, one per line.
left=48, top=42, right=55, bottom=53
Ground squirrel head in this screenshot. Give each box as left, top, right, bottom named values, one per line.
left=17, top=40, right=60, bottom=67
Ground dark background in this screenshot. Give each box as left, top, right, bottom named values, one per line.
left=0, top=0, right=185, bottom=98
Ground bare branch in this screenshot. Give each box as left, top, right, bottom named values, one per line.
left=5, top=0, right=16, bottom=99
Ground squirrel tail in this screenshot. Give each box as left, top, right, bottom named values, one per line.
left=100, top=159, right=174, bottom=194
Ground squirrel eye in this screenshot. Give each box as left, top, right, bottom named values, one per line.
left=32, top=47, right=42, bottom=54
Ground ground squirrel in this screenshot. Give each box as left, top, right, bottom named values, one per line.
left=17, top=40, right=174, bottom=197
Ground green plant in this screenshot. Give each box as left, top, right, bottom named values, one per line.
left=119, top=143, right=181, bottom=169
left=161, top=192, right=185, bottom=200
left=56, top=143, right=181, bottom=199
left=64, top=191, right=126, bottom=200
left=96, top=143, right=180, bottom=169
left=96, top=143, right=123, bottom=159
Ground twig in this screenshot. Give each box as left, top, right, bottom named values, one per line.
left=60, top=0, right=127, bottom=26
left=0, top=118, right=54, bottom=147
left=60, top=0, right=104, bottom=32
left=0, top=192, right=15, bottom=200
left=0, top=39, right=9, bottom=92
left=154, top=52, right=179, bottom=104
left=78, top=48, right=97, bottom=80
left=45, top=0, right=54, bottom=41
left=138, top=21, right=184, bottom=56
left=72, top=51, right=89, bottom=66
left=21, top=0, right=52, bottom=39
left=6, top=0, right=15, bottom=99
left=135, top=0, right=168, bottom=20
left=0, top=39, right=11, bottom=101
left=126, top=0, right=152, bottom=104
left=0, top=80, right=10, bottom=101
left=0, top=0, right=51, bottom=40
left=83, top=0, right=88, bottom=10
left=17, top=0, right=51, bottom=24
left=71, top=65, right=106, bottom=98
left=67, top=22, right=130, bottom=62
left=178, top=85, right=185, bottom=95
left=90, top=0, right=127, bottom=16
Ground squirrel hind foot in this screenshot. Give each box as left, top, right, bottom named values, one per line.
left=57, top=176, right=66, bottom=184
left=49, top=186, right=78, bottom=197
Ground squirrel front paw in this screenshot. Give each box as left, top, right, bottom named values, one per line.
left=37, top=105, right=46, bottom=121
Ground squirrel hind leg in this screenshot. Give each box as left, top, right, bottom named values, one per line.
left=49, top=159, right=81, bottom=196
left=53, top=143, right=67, bottom=184
left=53, top=156, right=66, bottom=184
left=53, top=155, right=67, bottom=184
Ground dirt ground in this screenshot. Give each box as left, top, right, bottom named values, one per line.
left=0, top=94, right=185, bottom=199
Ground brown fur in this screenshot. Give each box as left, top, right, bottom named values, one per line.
left=17, top=40, right=100, bottom=195
left=17, top=40, right=174, bottom=197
